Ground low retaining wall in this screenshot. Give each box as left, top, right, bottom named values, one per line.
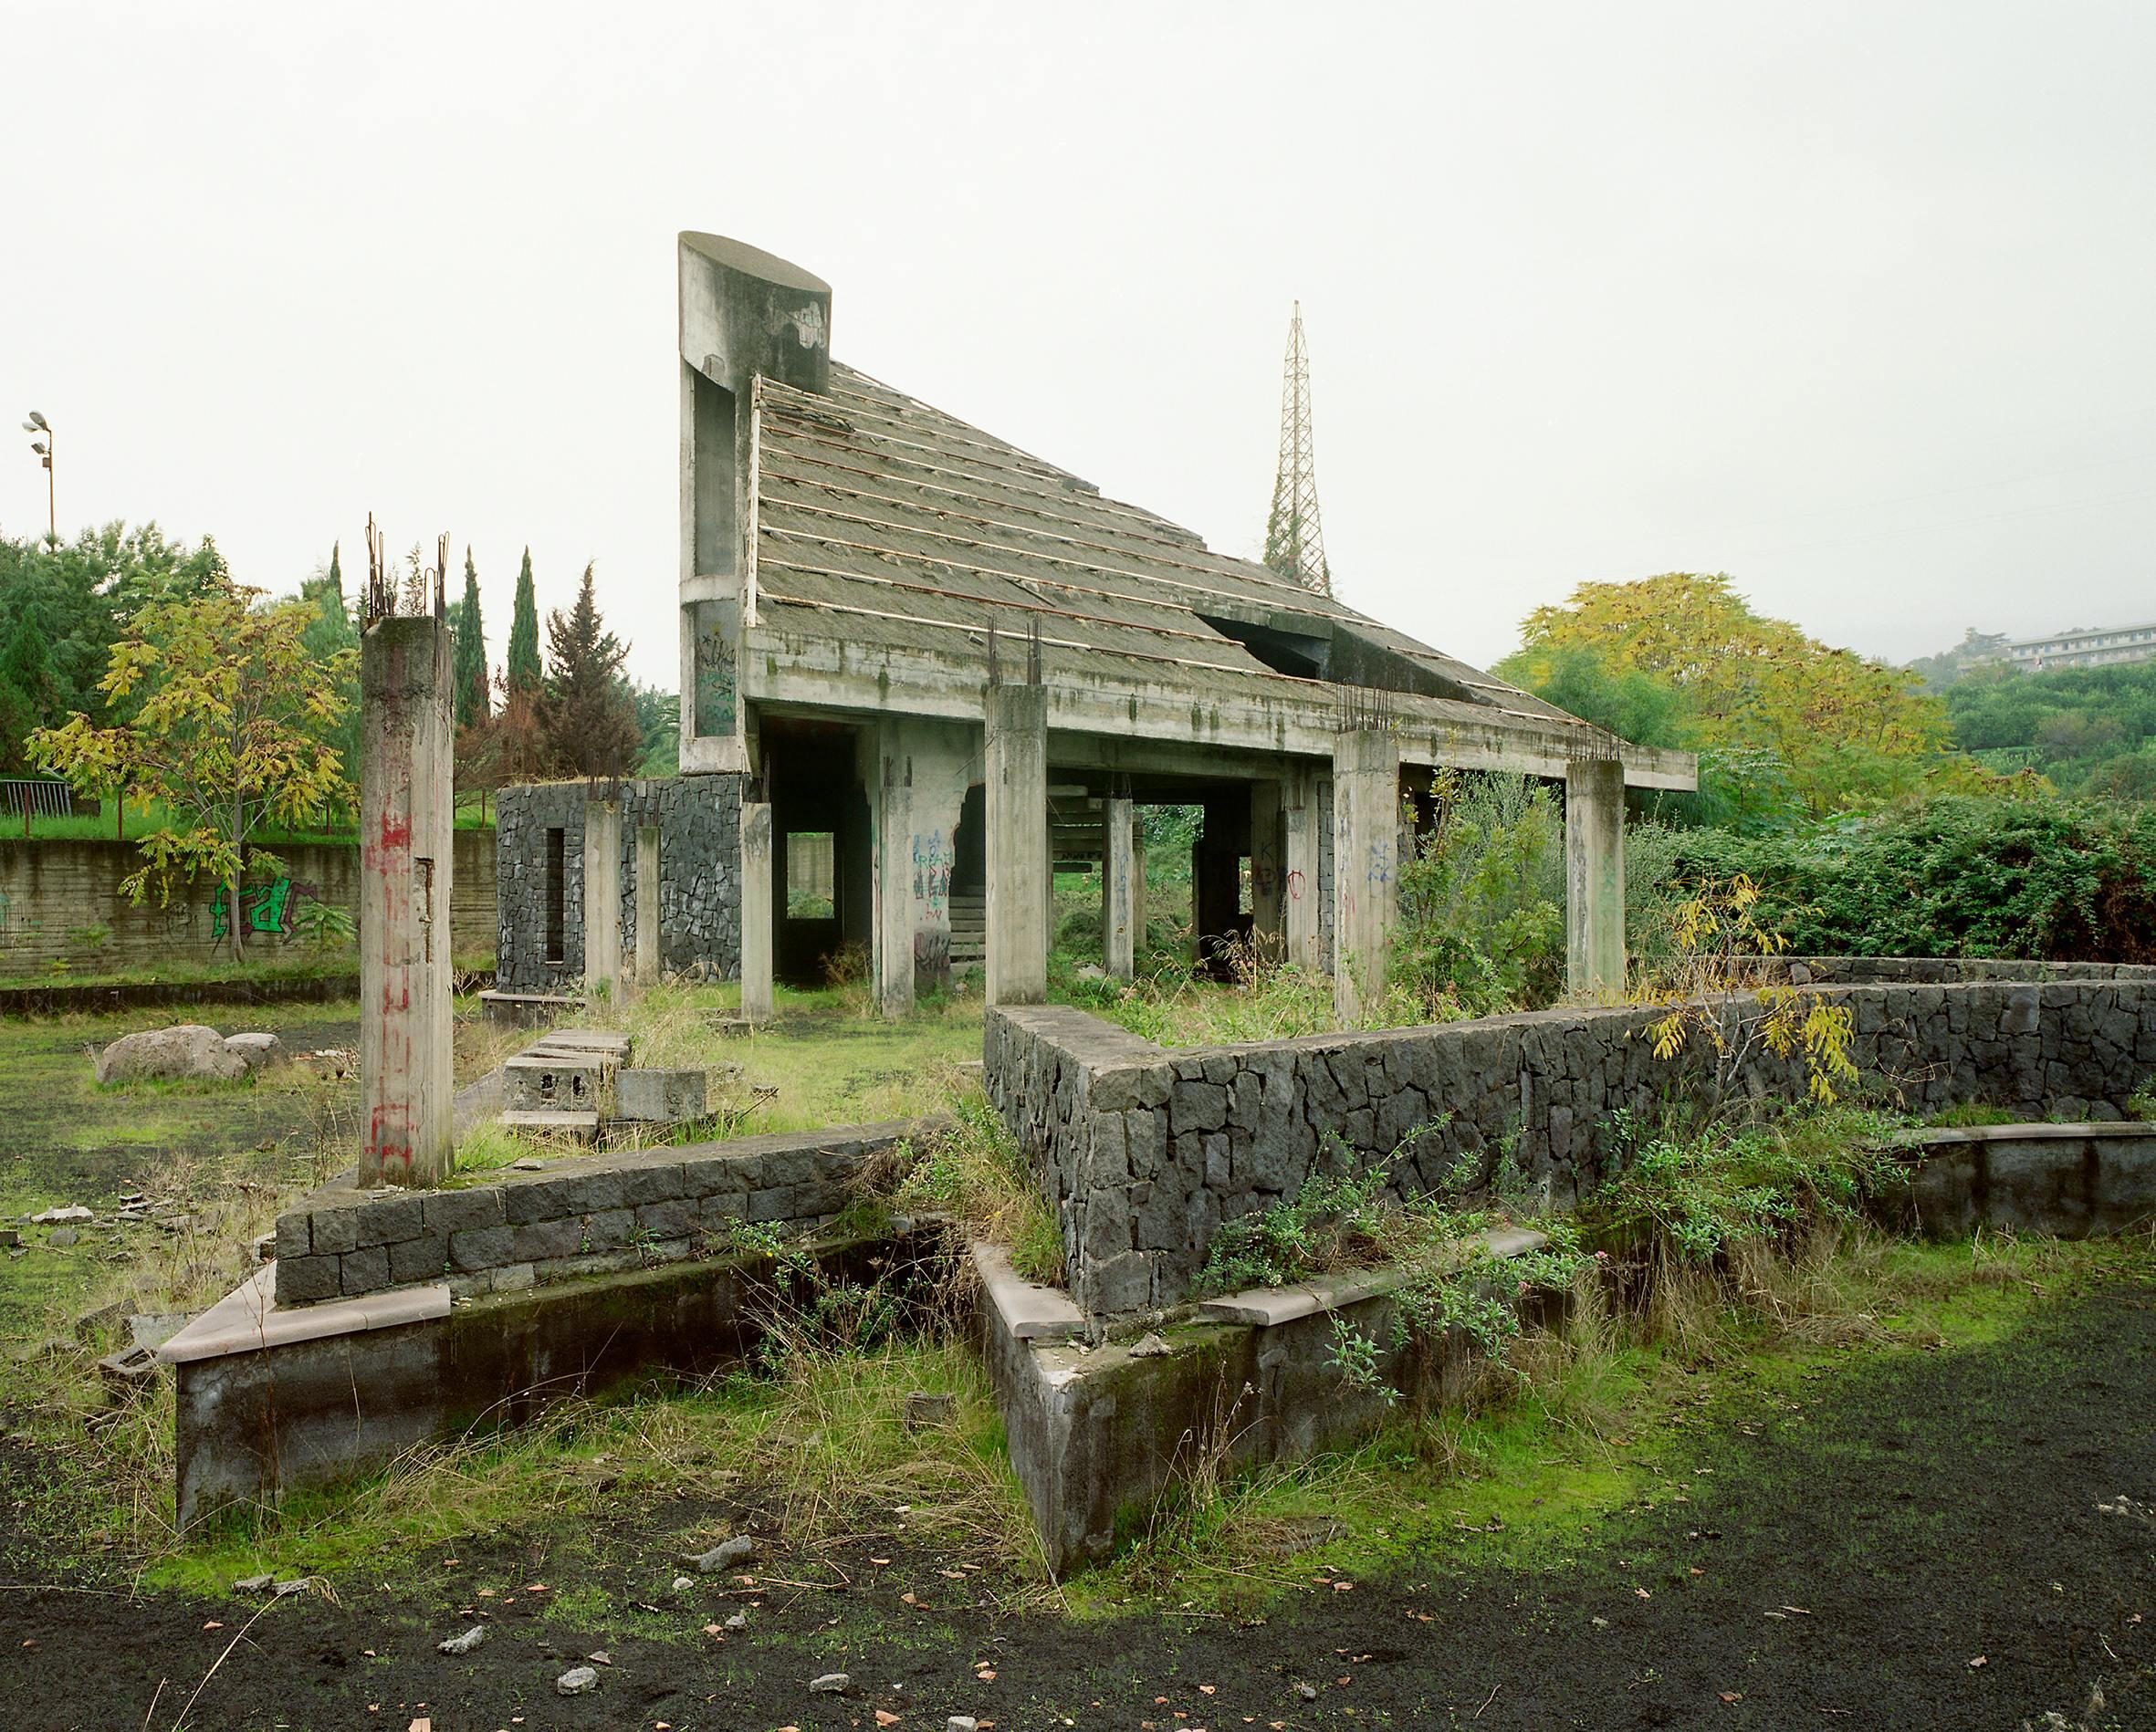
left=988, top=977, right=2156, bottom=1320
left=0, top=829, right=496, bottom=976
left=168, top=1229, right=930, bottom=1529
left=1875, top=1122, right=2156, bottom=1239
left=271, top=1119, right=931, bottom=1305
left=1780, top=956, right=2156, bottom=986
left=978, top=1233, right=1554, bottom=1572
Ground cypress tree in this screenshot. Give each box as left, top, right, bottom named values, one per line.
left=539, top=564, right=642, bottom=778
left=506, top=548, right=542, bottom=695
left=453, top=546, right=489, bottom=726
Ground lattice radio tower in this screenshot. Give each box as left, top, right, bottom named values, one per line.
left=1262, top=301, right=1333, bottom=597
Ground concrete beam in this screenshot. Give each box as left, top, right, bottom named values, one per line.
left=358, top=616, right=455, bottom=1189
left=1332, top=731, right=1400, bottom=1025
left=986, top=684, right=1049, bottom=1006
left=582, top=801, right=623, bottom=1006
left=740, top=800, right=775, bottom=1023
left=874, top=726, right=915, bottom=1017
left=634, top=824, right=662, bottom=987
left=748, top=632, right=1699, bottom=790
left=1565, top=756, right=1627, bottom=1001
left=1104, top=797, right=1137, bottom=981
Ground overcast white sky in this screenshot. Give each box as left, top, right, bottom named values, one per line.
left=5, top=1, right=2151, bottom=685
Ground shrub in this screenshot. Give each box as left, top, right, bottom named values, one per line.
left=1669, top=797, right=2156, bottom=962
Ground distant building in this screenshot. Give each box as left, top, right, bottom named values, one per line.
left=2003, top=621, right=2156, bottom=673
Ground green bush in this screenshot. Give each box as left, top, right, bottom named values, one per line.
left=1669, top=797, right=2156, bottom=962
left=1392, top=773, right=1565, bottom=1017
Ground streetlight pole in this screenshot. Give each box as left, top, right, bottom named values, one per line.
left=21, top=411, right=53, bottom=545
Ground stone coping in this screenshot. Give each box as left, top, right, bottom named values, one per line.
left=1194, top=1226, right=1552, bottom=1327
left=157, top=1266, right=451, bottom=1366
left=969, top=1241, right=1083, bottom=1342
left=1898, top=1120, right=2156, bottom=1145
left=974, top=1224, right=1552, bottom=1340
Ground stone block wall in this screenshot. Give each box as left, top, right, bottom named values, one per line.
left=0, top=831, right=496, bottom=976
left=986, top=976, right=2156, bottom=1320
left=496, top=775, right=741, bottom=993
left=272, top=1119, right=917, bottom=1304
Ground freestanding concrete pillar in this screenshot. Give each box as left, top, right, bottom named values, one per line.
left=1565, top=756, right=1627, bottom=1001
left=1283, top=763, right=1322, bottom=972
left=985, top=684, right=1049, bottom=1006
left=583, top=801, right=623, bottom=1005
left=634, top=824, right=662, bottom=987
left=1104, top=796, right=1137, bottom=981
left=359, top=615, right=455, bottom=1189
left=1250, top=780, right=1284, bottom=961
left=740, top=800, right=775, bottom=1023
left=1332, top=730, right=1400, bottom=1025
left=874, top=730, right=915, bottom=1017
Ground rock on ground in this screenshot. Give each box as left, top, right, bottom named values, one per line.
left=808, top=1672, right=850, bottom=1694
left=436, top=1626, right=487, bottom=1655
left=684, top=1535, right=757, bottom=1573
left=223, top=1032, right=287, bottom=1072
left=556, top=1665, right=599, bottom=1695
left=94, top=1025, right=249, bottom=1085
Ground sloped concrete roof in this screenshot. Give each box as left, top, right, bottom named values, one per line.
left=745, top=362, right=1696, bottom=788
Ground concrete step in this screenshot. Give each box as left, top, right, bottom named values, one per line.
left=501, top=1109, right=601, bottom=1139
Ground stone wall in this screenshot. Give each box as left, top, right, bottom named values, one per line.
left=272, top=1118, right=919, bottom=1305
left=986, top=976, right=2156, bottom=1320
left=496, top=775, right=742, bottom=993
left=0, top=831, right=496, bottom=976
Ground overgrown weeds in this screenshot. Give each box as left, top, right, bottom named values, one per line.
left=877, top=1090, right=1063, bottom=1284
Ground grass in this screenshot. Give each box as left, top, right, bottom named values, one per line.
left=8, top=796, right=495, bottom=845
left=158, top=1268, right=1051, bottom=1608
left=0, top=948, right=496, bottom=995
left=560, top=979, right=984, bottom=1137
left=1068, top=1227, right=2156, bottom=1616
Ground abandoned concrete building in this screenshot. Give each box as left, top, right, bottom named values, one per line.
left=495, top=233, right=1697, bottom=1015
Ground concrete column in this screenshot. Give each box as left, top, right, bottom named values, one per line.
left=985, top=684, right=1049, bottom=1006
left=1332, top=731, right=1400, bottom=1025
left=1283, top=763, right=1322, bottom=972
left=874, top=729, right=915, bottom=1017
left=1250, top=780, right=1284, bottom=961
left=1104, top=796, right=1137, bottom=980
left=582, top=801, right=623, bottom=1005
left=634, top=824, right=662, bottom=988
left=1132, top=829, right=1146, bottom=961
left=359, top=616, right=455, bottom=1189
left=740, top=800, right=775, bottom=1023
left=1565, top=756, right=1627, bottom=1001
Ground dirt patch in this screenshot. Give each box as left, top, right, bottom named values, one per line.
left=1, top=1278, right=2149, bottom=1729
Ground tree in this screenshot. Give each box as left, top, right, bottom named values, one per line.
left=506, top=547, right=542, bottom=695
left=631, top=683, right=679, bottom=777
left=296, top=544, right=361, bottom=819
left=0, top=602, right=58, bottom=778
left=28, top=579, right=355, bottom=962
left=452, top=546, right=489, bottom=728
left=1512, top=573, right=1958, bottom=819
left=539, top=564, right=642, bottom=778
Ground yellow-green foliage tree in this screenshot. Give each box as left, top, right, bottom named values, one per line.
left=1510, top=573, right=1957, bottom=818
left=29, top=579, right=356, bottom=962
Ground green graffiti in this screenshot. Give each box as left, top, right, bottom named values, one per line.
left=210, top=877, right=312, bottom=940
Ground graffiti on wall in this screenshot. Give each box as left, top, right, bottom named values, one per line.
left=911, top=830, right=953, bottom=922
left=208, top=877, right=320, bottom=942
left=693, top=598, right=739, bottom=738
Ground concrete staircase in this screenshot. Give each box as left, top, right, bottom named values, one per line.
left=947, top=893, right=986, bottom=972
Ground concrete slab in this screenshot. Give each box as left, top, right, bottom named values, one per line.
left=501, top=1109, right=601, bottom=1138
